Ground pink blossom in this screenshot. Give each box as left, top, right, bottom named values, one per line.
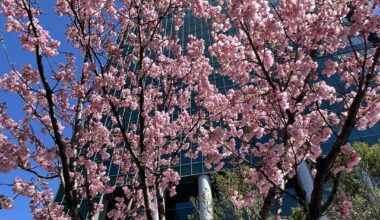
left=340, top=192, right=351, bottom=217
left=0, top=196, right=13, bottom=209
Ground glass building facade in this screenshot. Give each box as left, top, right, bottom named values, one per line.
left=55, top=5, right=380, bottom=220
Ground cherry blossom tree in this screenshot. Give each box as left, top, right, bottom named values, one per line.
left=0, top=0, right=379, bottom=220
left=0, top=0, right=214, bottom=219
left=194, top=0, right=380, bottom=219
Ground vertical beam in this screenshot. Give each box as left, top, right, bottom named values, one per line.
left=297, top=161, right=314, bottom=202
left=153, top=197, right=159, bottom=220
left=297, top=161, right=329, bottom=220
left=357, top=168, right=375, bottom=202
left=153, top=187, right=166, bottom=220
left=198, top=175, right=213, bottom=220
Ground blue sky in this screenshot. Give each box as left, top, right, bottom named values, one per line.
left=0, top=1, right=72, bottom=219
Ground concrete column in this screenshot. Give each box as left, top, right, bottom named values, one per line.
left=297, top=161, right=329, bottom=220
left=153, top=187, right=166, bottom=220
left=153, top=197, right=159, bottom=220
left=358, top=168, right=376, bottom=202
left=198, top=175, right=213, bottom=220
left=297, top=161, right=314, bottom=202
left=153, top=203, right=160, bottom=220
